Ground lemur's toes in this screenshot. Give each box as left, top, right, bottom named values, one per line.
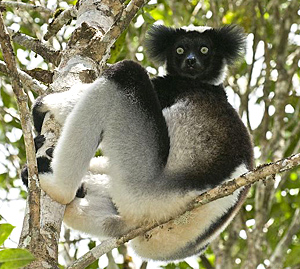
left=37, top=156, right=52, bottom=173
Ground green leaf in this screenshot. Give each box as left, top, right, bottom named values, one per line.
left=108, top=31, right=127, bottom=64
left=142, top=12, right=156, bottom=24
left=0, top=249, right=35, bottom=269
left=0, top=87, right=12, bottom=108
left=0, top=224, right=15, bottom=246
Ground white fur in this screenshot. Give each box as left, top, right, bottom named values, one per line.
left=39, top=77, right=166, bottom=204
left=130, top=163, right=248, bottom=260
left=181, top=25, right=212, bottom=33
left=63, top=163, right=248, bottom=261
left=41, top=84, right=89, bottom=125
left=64, top=173, right=134, bottom=238
left=89, top=156, right=109, bottom=174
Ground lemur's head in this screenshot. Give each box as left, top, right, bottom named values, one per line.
left=145, top=24, right=246, bottom=85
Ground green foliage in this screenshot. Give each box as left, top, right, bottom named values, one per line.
left=0, top=249, right=35, bottom=269
left=0, top=224, right=34, bottom=268
left=0, top=224, right=15, bottom=246
left=108, top=31, right=128, bottom=64
left=285, top=243, right=300, bottom=267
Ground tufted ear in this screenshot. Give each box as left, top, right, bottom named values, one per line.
left=208, top=25, right=246, bottom=65
left=144, top=25, right=180, bottom=65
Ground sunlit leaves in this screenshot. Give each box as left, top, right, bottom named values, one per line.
left=0, top=224, right=14, bottom=246
left=0, top=249, right=35, bottom=269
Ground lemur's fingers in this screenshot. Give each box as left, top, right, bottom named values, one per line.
left=34, top=135, right=45, bottom=151
left=32, top=97, right=48, bottom=134
left=21, top=134, right=53, bottom=188
left=21, top=156, right=52, bottom=187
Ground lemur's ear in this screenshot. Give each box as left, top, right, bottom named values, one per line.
left=144, top=25, right=179, bottom=64
left=208, top=25, right=246, bottom=65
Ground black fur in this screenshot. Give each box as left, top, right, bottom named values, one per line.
left=21, top=157, right=52, bottom=187
left=32, top=97, right=47, bottom=134
left=151, top=76, right=253, bottom=191
left=75, top=184, right=86, bottom=198
left=34, top=135, right=45, bottom=152
left=21, top=135, right=52, bottom=187
left=208, top=25, right=246, bottom=64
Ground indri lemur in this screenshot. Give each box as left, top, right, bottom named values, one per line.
left=22, top=24, right=253, bottom=261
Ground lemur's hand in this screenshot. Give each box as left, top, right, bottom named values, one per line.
left=21, top=135, right=53, bottom=187
left=21, top=137, right=76, bottom=204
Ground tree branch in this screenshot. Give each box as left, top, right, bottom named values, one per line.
left=0, top=7, right=43, bottom=264
left=0, top=1, right=53, bottom=16
left=84, top=0, right=148, bottom=67
left=0, top=60, right=47, bottom=95
left=11, top=30, right=61, bottom=66
left=268, top=208, right=300, bottom=269
left=44, top=6, right=77, bottom=41
left=68, top=153, right=300, bottom=269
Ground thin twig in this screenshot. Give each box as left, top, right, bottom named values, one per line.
left=0, top=106, right=20, bottom=122
left=0, top=1, right=53, bottom=16
left=268, top=208, right=300, bottom=269
left=67, top=153, right=300, bottom=269
left=0, top=60, right=47, bottom=95
left=0, top=7, right=41, bottom=256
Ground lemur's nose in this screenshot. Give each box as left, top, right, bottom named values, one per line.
left=186, top=55, right=196, bottom=67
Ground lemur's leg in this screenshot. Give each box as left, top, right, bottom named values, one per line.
left=38, top=60, right=170, bottom=204
left=32, top=84, right=89, bottom=133
left=64, top=173, right=135, bottom=238
left=21, top=84, right=106, bottom=188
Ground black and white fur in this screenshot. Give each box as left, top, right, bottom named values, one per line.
left=22, top=24, right=253, bottom=261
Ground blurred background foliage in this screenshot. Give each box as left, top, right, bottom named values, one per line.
left=0, top=0, right=300, bottom=268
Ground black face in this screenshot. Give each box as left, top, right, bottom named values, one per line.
left=172, top=35, right=211, bottom=78
left=166, top=32, right=224, bottom=82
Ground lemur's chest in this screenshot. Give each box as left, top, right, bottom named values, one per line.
left=162, top=95, right=225, bottom=171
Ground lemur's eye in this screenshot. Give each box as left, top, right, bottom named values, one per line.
left=176, top=47, right=185, bottom=55
left=200, top=47, right=209, bottom=54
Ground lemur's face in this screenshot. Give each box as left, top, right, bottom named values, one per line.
left=166, top=31, right=226, bottom=83
left=172, top=35, right=212, bottom=79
